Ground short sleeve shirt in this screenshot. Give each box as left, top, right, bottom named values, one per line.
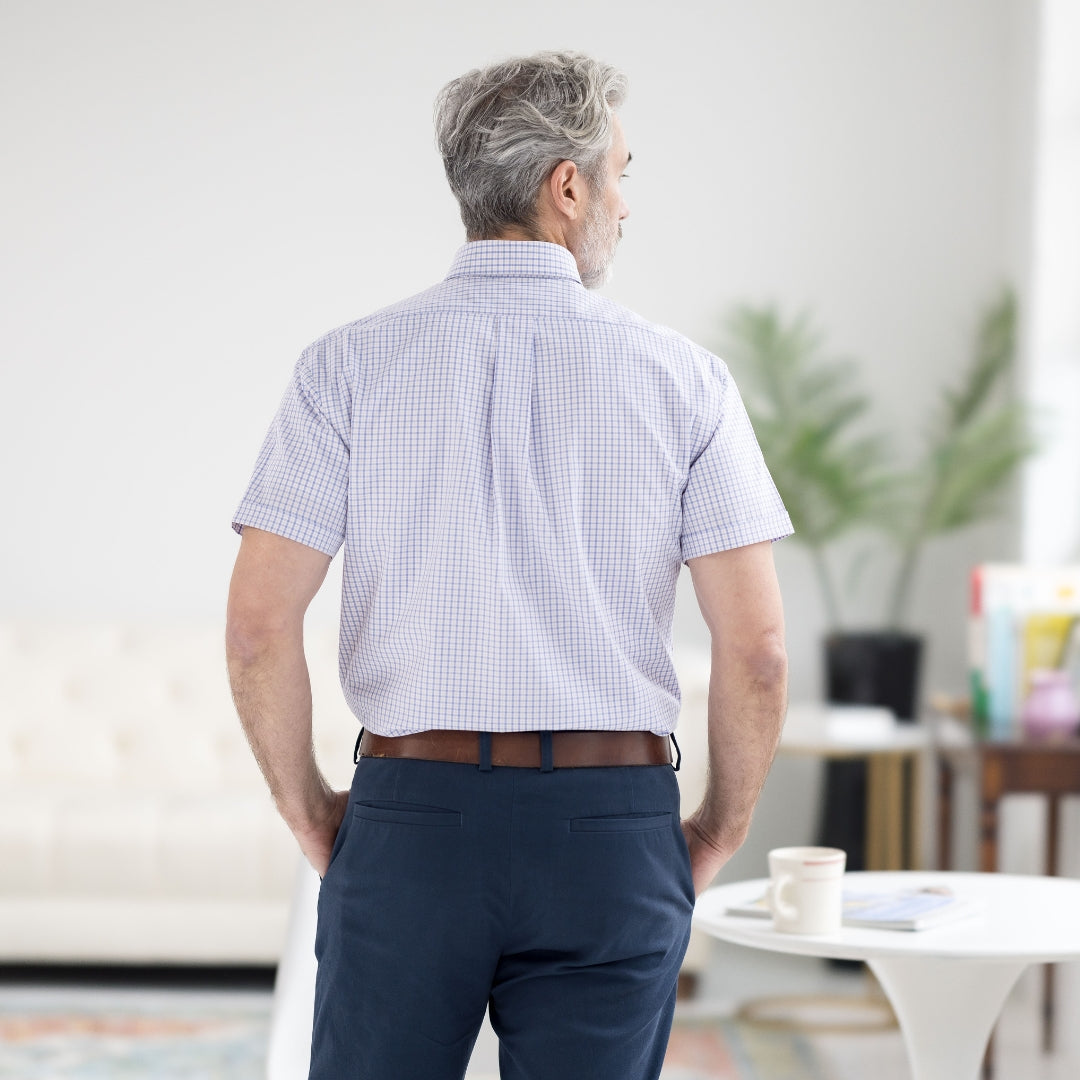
left=233, top=242, right=792, bottom=735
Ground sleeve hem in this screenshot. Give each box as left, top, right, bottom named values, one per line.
left=231, top=503, right=344, bottom=557
left=681, top=516, right=794, bottom=563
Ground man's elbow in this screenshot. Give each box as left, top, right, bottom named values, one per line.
left=226, top=616, right=267, bottom=673
left=225, top=598, right=297, bottom=671
left=719, top=631, right=788, bottom=689
left=750, top=639, right=788, bottom=690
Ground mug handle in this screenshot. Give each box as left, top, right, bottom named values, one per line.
left=766, top=873, right=798, bottom=922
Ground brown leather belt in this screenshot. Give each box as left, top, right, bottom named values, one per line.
left=358, top=729, right=672, bottom=769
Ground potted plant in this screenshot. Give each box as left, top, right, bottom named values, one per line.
left=721, top=289, right=1033, bottom=720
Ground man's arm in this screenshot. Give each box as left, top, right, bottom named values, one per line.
left=225, top=526, right=347, bottom=876
left=682, top=540, right=788, bottom=896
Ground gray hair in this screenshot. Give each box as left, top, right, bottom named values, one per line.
left=434, top=52, right=628, bottom=240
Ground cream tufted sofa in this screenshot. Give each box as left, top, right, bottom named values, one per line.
left=0, top=622, right=359, bottom=965
left=0, top=621, right=710, bottom=969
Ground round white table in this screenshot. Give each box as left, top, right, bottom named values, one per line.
left=694, top=871, right=1080, bottom=1080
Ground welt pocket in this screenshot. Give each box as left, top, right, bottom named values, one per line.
left=354, top=801, right=462, bottom=827
left=569, top=811, right=672, bottom=833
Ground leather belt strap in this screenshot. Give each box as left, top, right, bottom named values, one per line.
left=359, top=729, right=672, bottom=769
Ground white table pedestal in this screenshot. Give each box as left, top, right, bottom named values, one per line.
left=868, top=956, right=1025, bottom=1080
left=694, top=873, right=1080, bottom=1080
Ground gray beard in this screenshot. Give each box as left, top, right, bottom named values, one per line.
left=577, top=205, right=620, bottom=289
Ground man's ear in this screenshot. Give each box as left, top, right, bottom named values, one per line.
left=545, top=159, right=586, bottom=223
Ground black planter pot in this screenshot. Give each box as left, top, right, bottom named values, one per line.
left=819, top=631, right=924, bottom=879
left=824, top=631, right=924, bottom=722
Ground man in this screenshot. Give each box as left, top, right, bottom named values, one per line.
left=227, top=51, right=791, bottom=1080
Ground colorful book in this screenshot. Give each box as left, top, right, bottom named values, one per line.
left=970, top=564, right=1080, bottom=736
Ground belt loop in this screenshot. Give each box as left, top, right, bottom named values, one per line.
left=539, top=732, right=554, bottom=773
left=353, top=726, right=366, bottom=765
left=669, top=732, right=682, bottom=772
left=478, top=732, right=493, bottom=772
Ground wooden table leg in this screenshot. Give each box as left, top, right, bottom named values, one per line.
left=867, top=754, right=905, bottom=871
left=979, top=756, right=1002, bottom=874
left=938, top=755, right=954, bottom=871
left=867, top=752, right=920, bottom=872
left=881, top=754, right=904, bottom=869
left=906, top=753, right=922, bottom=870
left=980, top=754, right=1002, bottom=1079
left=1043, top=795, right=1061, bottom=1053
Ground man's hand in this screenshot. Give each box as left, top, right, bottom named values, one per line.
left=294, top=788, right=351, bottom=878
left=681, top=813, right=740, bottom=898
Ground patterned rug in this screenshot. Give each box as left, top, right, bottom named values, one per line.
left=664, top=1013, right=832, bottom=1080
left=0, top=988, right=830, bottom=1080
left=0, top=988, right=270, bottom=1079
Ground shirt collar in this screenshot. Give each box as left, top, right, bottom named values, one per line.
left=446, top=240, right=583, bottom=284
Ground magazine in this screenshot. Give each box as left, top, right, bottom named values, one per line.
left=726, top=887, right=980, bottom=931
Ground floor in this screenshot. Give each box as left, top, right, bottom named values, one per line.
left=3, top=951, right=1080, bottom=1079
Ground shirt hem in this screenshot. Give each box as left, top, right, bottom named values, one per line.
left=356, top=719, right=680, bottom=739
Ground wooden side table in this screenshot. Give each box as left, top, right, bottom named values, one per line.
left=782, top=706, right=929, bottom=871
left=936, top=723, right=1080, bottom=1054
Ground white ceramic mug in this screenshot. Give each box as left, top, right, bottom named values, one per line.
left=766, top=846, right=846, bottom=934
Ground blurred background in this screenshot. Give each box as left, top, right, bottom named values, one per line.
left=2, top=0, right=1078, bottom=1075
left=4, top=0, right=1076, bottom=684
left=4, top=0, right=1075, bottom=665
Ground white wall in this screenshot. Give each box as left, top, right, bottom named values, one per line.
left=1022, top=0, right=1080, bottom=564
left=1, top=0, right=1036, bottom=699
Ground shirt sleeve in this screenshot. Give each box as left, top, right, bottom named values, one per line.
left=680, top=365, right=793, bottom=562
left=231, top=350, right=350, bottom=557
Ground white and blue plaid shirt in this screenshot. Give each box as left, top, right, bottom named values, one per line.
left=233, top=242, right=792, bottom=736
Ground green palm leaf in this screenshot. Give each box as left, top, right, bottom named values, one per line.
left=722, top=306, right=890, bottom=626
left=720, top=289, right=1035, bottom=631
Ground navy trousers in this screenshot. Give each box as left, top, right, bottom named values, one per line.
left=309, top=751, right=694, bottom=1080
